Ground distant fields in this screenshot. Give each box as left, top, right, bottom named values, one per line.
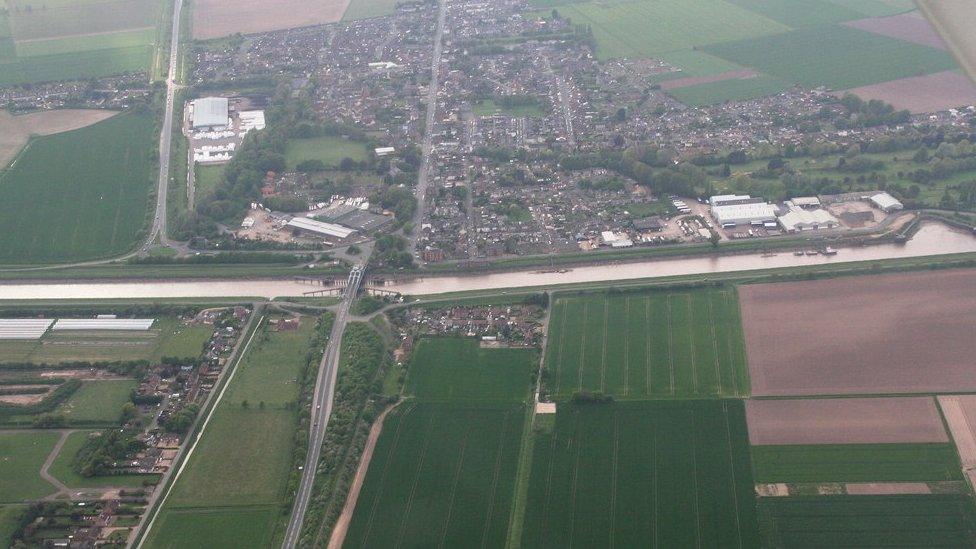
left=0, top=111, right=155, bottom=263
left=751, top=443, right=963, bottom=483
left=521, top=400, right=759, bottom=548
left=544, top=288, right=749, bottom=400
left=343, top=402, right=525, bottom=548
left=405, top=338, right=537, bottom=402
left=759, top=495, right=976, bottom=547
left=0, top=0, right=162, bottom=85
left=284, top=136, right=369, bottom=170
left=0, top=431, right=59, bottom=502
left=144, top=318, right=318, bottom=549
left=341, top=0, right=395, bottom=21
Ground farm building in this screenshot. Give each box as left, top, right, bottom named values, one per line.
left=191, top=97, right=230, bottom=130
left=870, top=192, right=904, bottom=213
left=238, top=110, right=266, bottom=133
left=790, top=196, right=821, bottom=209
left=285, top=217, right=357, bottom=239
left=778, top=207, right=840, bottom=232
left=711, top=202, right=778, bottom=227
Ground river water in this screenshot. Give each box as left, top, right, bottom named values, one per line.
left=1, top=223, right=974, bottom=300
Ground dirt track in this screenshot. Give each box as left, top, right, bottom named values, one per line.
left=746, top=397, right=948, bottom=445
left=192, top=0, right=352, bottom=40
left=840, top=70, right=976, bottom=114
left=740, top=269, right=976, bottom=396
left=0, top=109, right=118, bottom=169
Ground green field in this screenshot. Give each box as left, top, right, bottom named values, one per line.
left=759, top=495, right=976, bottom=547
left=284, top=136, right=370, bottom=170
left=666, top=74, right=791, bottom=106
left=649, top=50, right=746, bottom=84
left=0, top=46, right=153, bottom=86
left=521, top=400, right=759, bottom=548
left=15, top=27, right=154, bottom=57
left=725, top=0, right=864, bottom=27
left=540, top=0, right=789, bottom=60
left=0, top=505, right=25, bottom=548
left=472, top=99, right=547, bottom=118
left=751, top=443, right=963, bottom=483
left=341, top=0, right=396, bottom=21
left=826, top=0, right=916, bottom=17
left=48, top=431, right=159, bottom=488
left=0, top=431, right=59, bottom=502
left=194, top=164, right=225, bottom=203
left=0, top=111, right=156, bottom=263
left=145, top=318, right=319, bottom=548
left=544, top=287, right=749, bottom=400
left=703, top=25, right=958, bottom=91
left=56, top=380, right=138, bottom=425
left=405, top=338, right=537, bottom=402
left=343, top=402, right=525, bottom=548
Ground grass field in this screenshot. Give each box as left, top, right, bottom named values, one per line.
left=703, top=25, right=958, bottom=91
left=472, top=99, right=548, bottom=118
left=759, top=495, right=976, bottom=547
left=343, top=402, right=525, bottom=548
left=0, top=431, right=59, bottom=502
left=284, top=137, right=369, bottom=170
left=404, top=338, right=537, bottom=402
left=56, top=380, right=137, bottom=425
left=0, top=505, right=24, bottom=547
left=540, top=0, right=789, bottom=60
left=194, top=164, right=225, bottom=203
left=145, top=318, right=318, bottom=548
left=751, top=443, right=963, bottom=483
left=0, top=110, right=155, bottom=263
left=725, top=0, right=865, bottom=27
left=48, top=431, right=159, bottom=488
left=649, top=50, right=746, bottom=84
left=544, top=287, right=749, bottom=400
left=521, top=400, right=759, bottom=548
left=341, top=0, right=396, bottom=21
left=666, top=74, right=790, bottom=106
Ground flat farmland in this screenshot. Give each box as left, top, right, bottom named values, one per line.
left=759, top=495, right=976, bottom=547
left=404, top=337, right=537, bottom=402
left=666, top=74, right=790, bottom=107
left=840, top=70, right=976, bottom=114
left=726, top=0, right=865, bottom=27
left=6, top=0, right=157, bottom=41
left=844, top=10, right=948, bottom=49
left=341, top=0, right=396, bottom=21
left=740, top=269, right=976, bottom=396
left=0, top=110, right=155, bottom=264
left=751, top=443, right=962, bottom=483
left=342, top=402, right=525, bottom=548
left=521, top=400, right=759, bottom=548
left=145, top=318, right=319, bottom=548
left=545, top=287, right=749, bottom=400
left=0, top=108, right=116, bottom=170
left=703, top=24, right=958, bottom=91
left=746, top=397, right=949, bottom=445
left=191, top=0, right=352, bottom=40
left=538, top=0, right=789, bottom=60
left=56, top=379, right=138, bottom=425
left=0, top=431, right=60, bottom=502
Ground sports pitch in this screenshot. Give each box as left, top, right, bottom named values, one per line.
left=521, top=400, right=759, bottom=548
left=544, top=288, right=749, bottom=400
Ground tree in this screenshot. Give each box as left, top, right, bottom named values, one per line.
left=242, top=400, right=250, bottom=410
left=709, top=232, right=720, bottom=248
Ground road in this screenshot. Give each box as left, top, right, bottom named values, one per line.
left=282, top=263, right=367, bottom=548
left=408, top=0, right=447, bottom=254
left=147, top=0, right=184, bottom=251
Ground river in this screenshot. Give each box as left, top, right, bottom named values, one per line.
left=1, top=223, right=974, bottom=300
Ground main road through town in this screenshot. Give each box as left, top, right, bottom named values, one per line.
left=281, top=264, right=367, bottom=548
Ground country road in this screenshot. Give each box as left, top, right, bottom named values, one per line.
left=149, top=0, right=184, bottom=250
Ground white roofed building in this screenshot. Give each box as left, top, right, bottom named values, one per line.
left=191, top=97, right=229, bottom=130
left=711, top=202, right=778, bottom=226
left=778, top=207, right=840, bottom=232
left=869, top=192, right=904, bottom=213
left=286, top=217, right=357, bottom=239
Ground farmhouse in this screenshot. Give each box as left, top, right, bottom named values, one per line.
left=191, top=97, right=230, bottom=130
left=869, top=192, right=904, bottom=213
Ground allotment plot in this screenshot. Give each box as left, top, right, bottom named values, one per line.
left=521, top=400, right=759, bottom=548
left=740, top=269, right=976, bottom=396
left=545, top=287, right=749, bottom=400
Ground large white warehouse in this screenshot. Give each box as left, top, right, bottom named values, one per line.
left=191, top=97, right=229, bottom=130
left=711, top=202, right=778, bottom=226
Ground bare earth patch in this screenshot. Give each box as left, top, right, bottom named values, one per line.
left=845, top=482, right=931, bottom=495
left=659, top=69, right=760, bottom=90
left=937, top=395, right=976, bottom=470
left=843, top=11, right=947, bottom=50
left=0, top=109, right=118, bottom=169
left=740, top=269, right=976, bottom=396
left=192, top=0, right=353, bottom=40
left=840, top=71, right=976, bottom=113
left=746, top=397, right=948, bottom=445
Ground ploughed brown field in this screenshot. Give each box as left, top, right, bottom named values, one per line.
left=840, top=70, right=976, bottom=114
left=740, top=269, right=976, bottom=396
left=746, top=397, right=949, bottom=445
left=192, top=0, right=352, bottom=40
left=843, top=11, right=947, bottom=50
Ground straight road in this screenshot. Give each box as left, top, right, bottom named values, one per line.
left=282, top=263, right=367, bottom=548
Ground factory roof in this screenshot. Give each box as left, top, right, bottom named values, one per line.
left=286, top=217, right=357, bottom=239
left=192, top=97, right=229, bottom=128
left=711, top=202, right=778, bottom=222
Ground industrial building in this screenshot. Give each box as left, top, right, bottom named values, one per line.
left=191, top=97, right=229, bottom=130
left=869, top=192, right=904, bottom=213
left=709, top=194, right=765, bottom=208
left=711, top=201, right=778, bottom=227
left=286, top=217, right=357, bottom=239
left=778, top=207, right=840, bottom=232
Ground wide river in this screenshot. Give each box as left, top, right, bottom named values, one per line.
left=2, top=223, right=974, bottom=300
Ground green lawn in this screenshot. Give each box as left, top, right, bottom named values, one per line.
left=194, top=164, right=225, bottom=203
left=284, top=136, right=369, bottom=170
left=472, top=99, right=547, bottom=118
left=48, top=431, right=159, bottom=489
left=539, top=0, right=789, bottom=60
left=544, top=287, right=750, bottom=400
left=759, top=495, right=976, bottom=547
left=0, top=110, right=155, bottom=263
left=56, top=380, right=137, bottom=425
left=0, top=505, right=25, bottom=548
left=751, top=443, right=963, bottom=483
left=343, top=402, right=526, bottom=548
left=341, top=0, right=397, bottom=20
left=0, top=431, right=60, bottom=502
left=405, top=338, right=538, bottom=402
left=153, top=318, right=213, bottom=361
left=703, top=25, right=958, bottom=91
left=521, top=400, right=759, bottom=548
left=146, top=318, right=320, bottom=548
